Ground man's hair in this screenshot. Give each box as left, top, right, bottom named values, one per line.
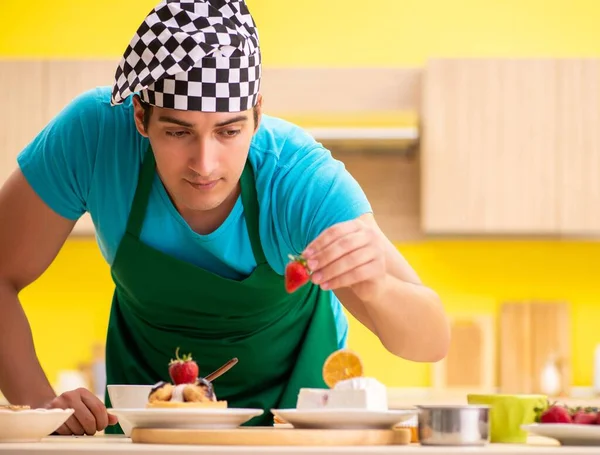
left=139, top=98, right=259, bottom=131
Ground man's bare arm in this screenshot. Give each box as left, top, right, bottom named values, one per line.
left=0, top=168, right=76, bottom=407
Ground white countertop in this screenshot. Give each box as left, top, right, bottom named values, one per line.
left=0, top=436, right=596, bottom=455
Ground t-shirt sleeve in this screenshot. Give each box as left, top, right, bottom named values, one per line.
left=16, top=89, right=101, bottom=220
left=277, top=144, right=373, bottom=255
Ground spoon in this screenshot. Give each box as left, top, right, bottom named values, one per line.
left=205, top=357, right=238, bottom=382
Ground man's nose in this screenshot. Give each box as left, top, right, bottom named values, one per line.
left=189, top=139, right=218, bottom=177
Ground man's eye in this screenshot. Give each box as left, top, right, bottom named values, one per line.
left=219, top=129, right=241, bottom=138
left=166, top=131, right=188, bottom=138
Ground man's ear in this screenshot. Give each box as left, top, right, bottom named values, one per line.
left=253, top=93, right=263, bottom=133
left=132, top=95, right=149, bottom=137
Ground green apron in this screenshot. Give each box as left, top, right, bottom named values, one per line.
left=103, top=146, right=339, bottom=434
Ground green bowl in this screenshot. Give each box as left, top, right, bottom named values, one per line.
left=467, top=394, right=547, bottom=443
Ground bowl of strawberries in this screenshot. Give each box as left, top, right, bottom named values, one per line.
left=521, top=402, right=600, bottom=446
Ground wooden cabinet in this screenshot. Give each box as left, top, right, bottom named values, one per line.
left=556, top=60, right=600, bottom=234
left=421, top=58, right=600, bottom=235
left=0, top=60, right=116, bottom=236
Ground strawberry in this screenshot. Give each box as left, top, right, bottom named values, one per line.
left=573, top=411, right=597, bottom=425
left=540, top=404, right=572, bottom=424
left=285, top=254, right=312, bottom=293
left=168, top=347, right=199, bottom=385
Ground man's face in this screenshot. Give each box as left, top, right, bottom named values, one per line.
left=133, top=96, right=261, bottom=215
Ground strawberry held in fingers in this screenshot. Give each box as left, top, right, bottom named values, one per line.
left=168, top=347, right=199, bottom=385
left=285, top=254, right=312, bottom=293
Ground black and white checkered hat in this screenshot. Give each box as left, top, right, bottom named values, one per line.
left=110, top=0, right=261, bottom=113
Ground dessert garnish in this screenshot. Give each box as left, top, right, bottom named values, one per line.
left=168, top=347, right=199, bottom=385
left=285, top=254, right=312, bottom=293
left=322, top=349, right=364, bottom=388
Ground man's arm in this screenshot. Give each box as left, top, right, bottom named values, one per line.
left=0, top=169, right=76, bottom=407
left=307, top=213, right=450, bottom=363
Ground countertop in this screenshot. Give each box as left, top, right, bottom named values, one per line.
left=0, top=435, right=597, bottom=455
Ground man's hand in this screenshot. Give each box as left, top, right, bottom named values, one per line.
left=302, top=217, right=386, bottom=303
left=46, top=388, right=118, bottom=436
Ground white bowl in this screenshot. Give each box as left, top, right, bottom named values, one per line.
left=0, top=408, right=74, bottom=442
left=107, top=384, right=153, bottom=436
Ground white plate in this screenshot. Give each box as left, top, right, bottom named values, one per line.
left=110, top=408, right=264, bottom=431
left=522, top=423, right=600, bottom=446
left=271, top=408, right=418, bottom=430
left=0, top=408, right=74, bottom=443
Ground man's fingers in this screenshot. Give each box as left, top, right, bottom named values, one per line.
left=81, top=392, right=109, bottom=431
left=303, top=220, right=360, bottom=258
left=108, top=413, right=119, bottom=425
left=64, top=415, right=86, bottom=436
left=311, top=246, right=375, bottom=286
left=307, top=231, right=370, bottom=273
left=53, top=423, right=72, bottom=436
left=323, top=259, right=382, bottom=290
left=67, top=395, right=98, bottom=435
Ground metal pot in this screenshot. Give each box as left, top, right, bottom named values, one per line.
left=417, top=405, right=491, bottom=446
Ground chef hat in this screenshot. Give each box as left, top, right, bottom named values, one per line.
left=110, top=0, right=261, bottom=113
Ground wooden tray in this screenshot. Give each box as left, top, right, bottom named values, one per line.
left=131, top=427, right=412, bottom=446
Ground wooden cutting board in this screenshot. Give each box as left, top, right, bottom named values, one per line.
left=131, top=427, right=412, bottom=446
left=499, top=301, right=571, bottom=395
left=431, top=315, right=495, bottom=392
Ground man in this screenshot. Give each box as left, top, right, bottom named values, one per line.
left=0, top=0, right=450, bottom=436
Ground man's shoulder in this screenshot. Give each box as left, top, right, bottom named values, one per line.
left=61, top=85, right=134, bottom=127
left=250, top=114, right=334, bottom=174
left=252, top=114, right=320, bottom=156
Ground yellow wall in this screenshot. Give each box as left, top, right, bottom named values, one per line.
left=1, top=0, right=600, bottom=64
left=3, top=0, right=600, bottom=390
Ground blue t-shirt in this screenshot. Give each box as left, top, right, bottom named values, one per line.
left=17, top=86, right=373, bottom=348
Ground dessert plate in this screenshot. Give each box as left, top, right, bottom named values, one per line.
left=522, top=423, right=600, bottom=446
left=110, top=408, right=264, bottom=432
left=271, top=408, right=417, bottom=430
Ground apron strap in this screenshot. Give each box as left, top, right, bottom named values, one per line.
left=240, top=160, right=267, bottom=265
left=126, top=145, right=156, bottom=238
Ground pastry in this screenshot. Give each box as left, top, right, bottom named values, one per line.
left=146, top=348, right=231, bottom=408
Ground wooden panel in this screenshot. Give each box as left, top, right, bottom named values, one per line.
left=529, top=302, right=571, bottom=396
left=499, top=301, right=571, bottom=396
left=556, top=59, right=600, bottom=234
left=499, top=303, right=533, bottom=393
left=421, top=59, right=559, bottom=234
left=261, top=67, right=421, bottom=114
left=0, top=62, right=46, bottom=184
left=432, top=315, right=495, bottom=393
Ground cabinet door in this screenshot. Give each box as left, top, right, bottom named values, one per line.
left=421, top=59, right=559, bottom=234
left=0, top=62, right=46, bottom=185
left=556, top=59, right=600, bottom=234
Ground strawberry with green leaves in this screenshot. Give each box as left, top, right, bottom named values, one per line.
left=168, top=347, right=199, bottom=385
left=285, top=254, right=312, bottom=293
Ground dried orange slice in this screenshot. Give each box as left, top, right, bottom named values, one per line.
left=322, top=349, right=364, bottom=388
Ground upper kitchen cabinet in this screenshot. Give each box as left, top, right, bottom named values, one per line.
left=0, top=62, right=46, bottom=186
left=555, top=60, right=600, bottom=235
left=420, top=59, right=560, bottom=235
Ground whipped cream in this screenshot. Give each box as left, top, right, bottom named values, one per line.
left=170, top=384, right=188, bottom=402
